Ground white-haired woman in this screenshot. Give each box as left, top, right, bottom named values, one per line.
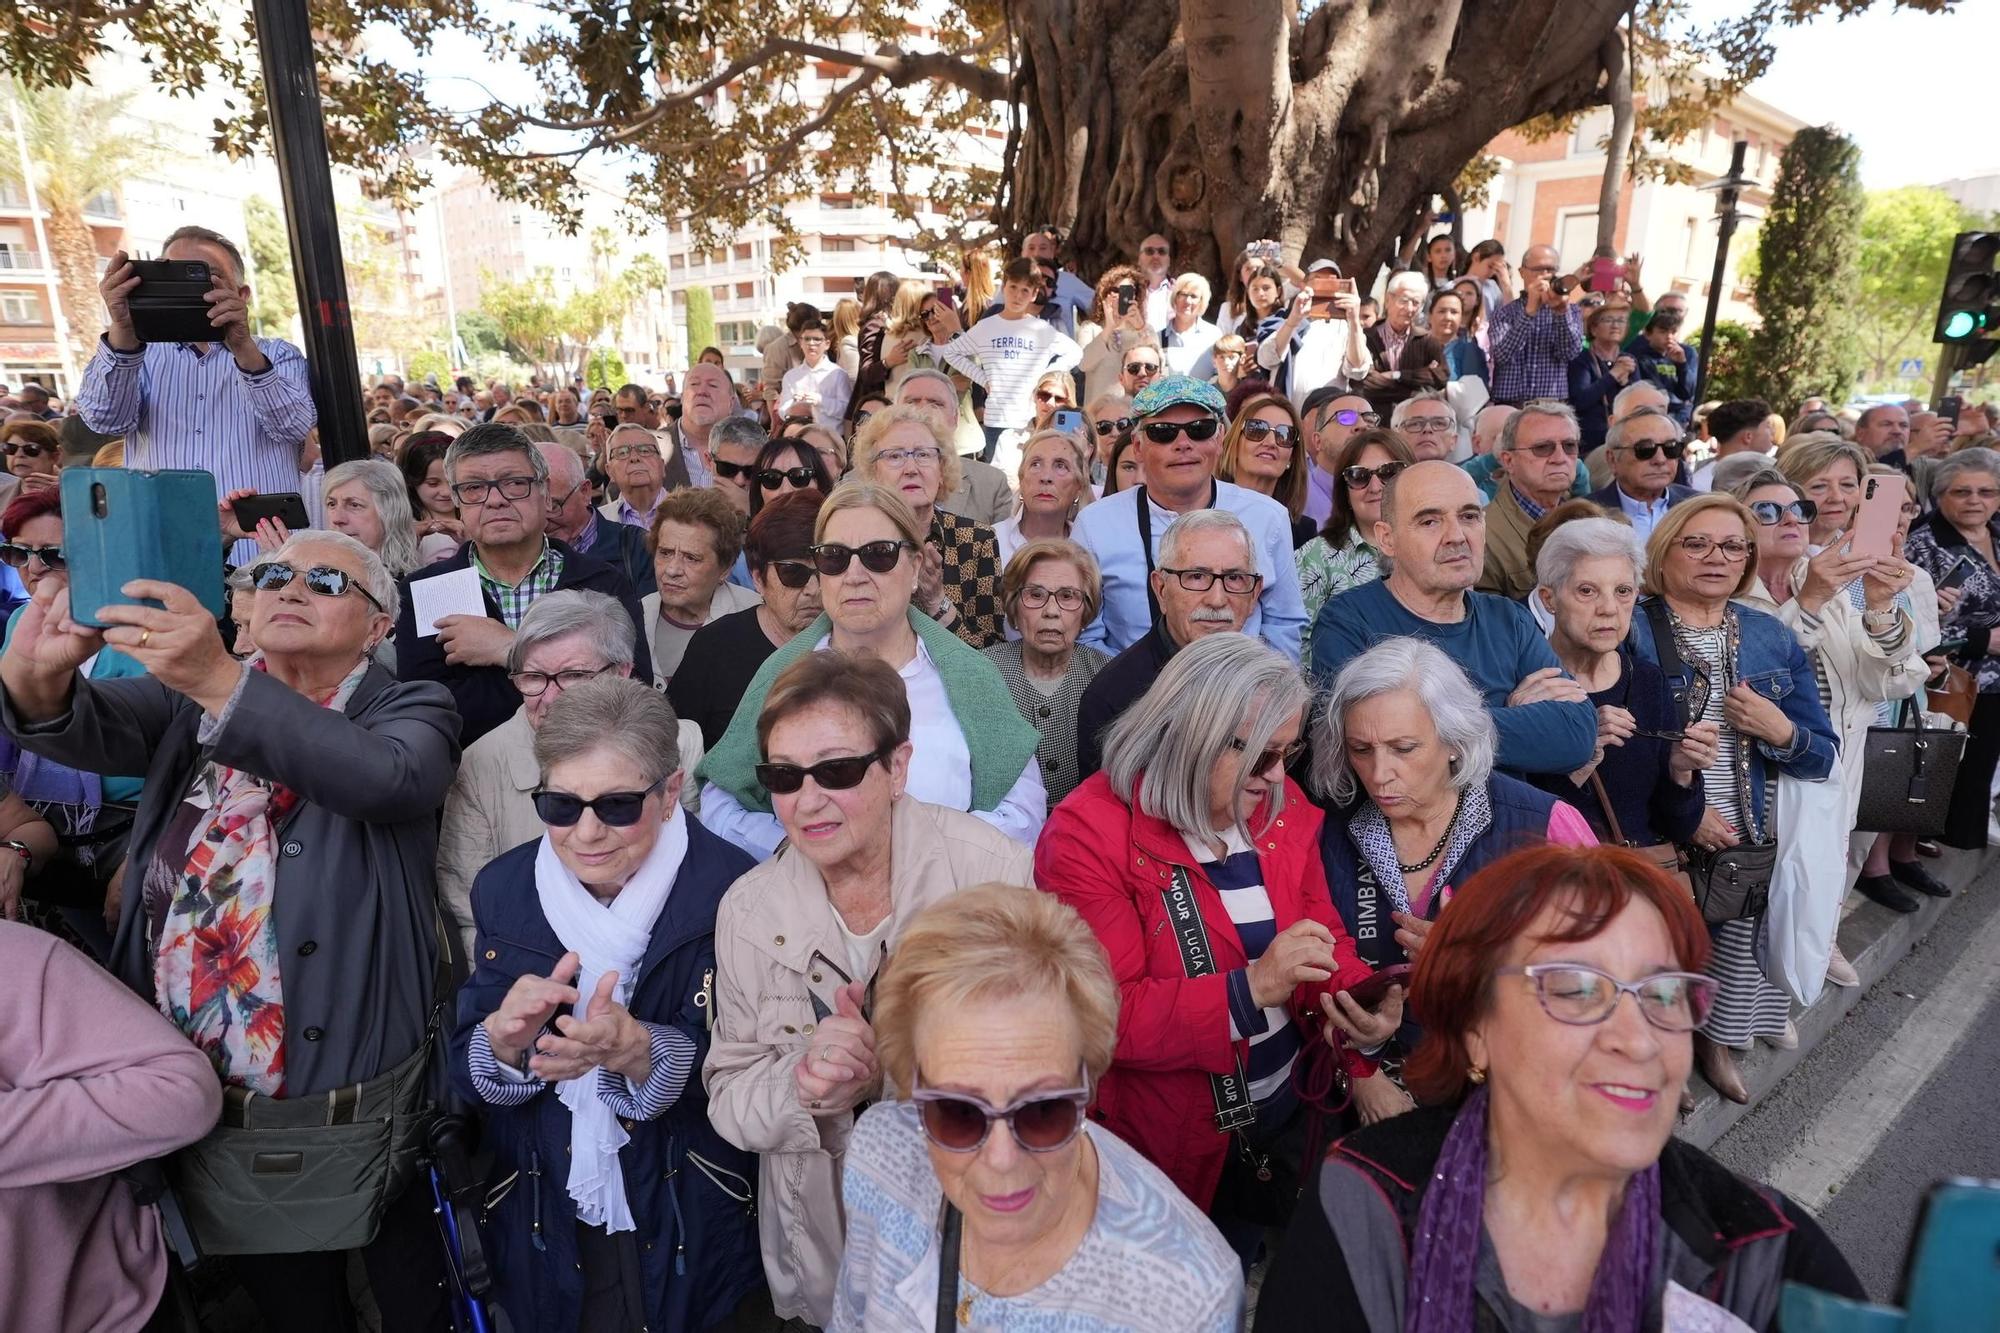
left=1162, top=272, right=1222, bottom=379
left=323, top=458, right=421, bottom=576
left=1313, top=637, right=1597, bottom=1121
left=1532, top=517, right=1712, bottom=856
left=994, top=427, right=1093, bottom=576
left=1037, top=633, right=1400, bottom=1248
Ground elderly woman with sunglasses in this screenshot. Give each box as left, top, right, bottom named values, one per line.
left=1037, top=634, right=1400, bottom=1249
left=453, top=675, right=764, bottom=1333
left=0, top=418, right=60, bottom=500
left=0, top=530, right=462, bottom=1324
left=1258, top=845, right=1863, bottom=1332
left=696, top=479, right=1046, bottom=860
left=831, top=885, right=1242, bottom=1332
left=1294, top=426, right=1414, bottom=626
left=705, top=652, right=1033, bottom=1328
left=1626, top=495, right=1837, bottom=1104
left=751, top=432, right=835, bottom=517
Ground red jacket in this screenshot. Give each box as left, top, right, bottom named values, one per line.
left=1035, top=770, right=1375, bottom=1210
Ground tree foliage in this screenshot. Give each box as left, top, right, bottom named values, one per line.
left=457, top=310, right=505, bottom=357
left=1853, top=186, right=1985, bottom=389
left=1691, top=320, right=1758, bottom=404
left=585, top=347, right=627, bottom=391
left=1745, top=126, right=1863, bottom=411
left=242, top=195, right=298, bottom=335
left=684, top=287, right=717, bottom=365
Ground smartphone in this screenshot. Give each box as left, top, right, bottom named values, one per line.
left=1939, top=395, right=1962, bottom=429
left=126, top=258, right=218, bottom=344
left=230, top=492, right=311, bottom=533
left=600, top=412, right=618, bottom=431
left=1590, top=257, right=1621, bottom=293
left=1848, top=474, right=1905, bottom=560
left=1116, top=283, right=1137, bottom=317
left=1342, top=963, right=1414, bottom=1009
left=62, top=468, right=225, bottom=628
left=1050, top=408, right=1085, bottom=436
left=1937, top=557, right=1974, bottom=592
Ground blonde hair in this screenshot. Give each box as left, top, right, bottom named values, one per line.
left=961, top=250, right=996, bottom=319
left=1001, top=536, right=1103, bottom=628
left=1215, top=392, right=1308, bottom=520
left=886, top=278, right=934, bottom=339
left=1171, top=271, right=1213, bottom=309
left=1031, top=370, right=1074, bottom=412
left=829, top=297, right=861, bottom=347
left=1776, top=432, right=1871, bottom=495
left=874, top=884, right=1119, bottom=1097
left=814, top=476, right=927, bottom=548
left=852, top=404, right=962, bottom=499
left=1642, top=493, right=1759, bottom=600
left=91, top=441, right=125, bottom=468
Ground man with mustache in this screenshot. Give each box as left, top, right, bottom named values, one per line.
left=1310, top=460, right=1595, bottom=776
left=1072, top=509, right=1261, bottom=781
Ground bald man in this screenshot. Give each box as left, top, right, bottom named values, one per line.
left=540, top=439, right=653, bottom=594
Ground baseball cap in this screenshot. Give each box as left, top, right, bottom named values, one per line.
left=1305, top=259, right=1342, bottom=275
left=1131, top=374, right=1226, bottom=420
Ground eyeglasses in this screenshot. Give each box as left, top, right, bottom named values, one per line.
left=910, top=1067, right=1092, bottom=1153
left=608, top=444, right=657, bottom=461
left=508, top=664, right=611, bottom=697
left=1341, top=461, right=1408, bottom=489
left=1019, top=583, right=1086, bottom=611
left=1514, top=438, right=1582, bottom=460
left=1748, top=499, right=1817, bottom=526
left=755, top=747, right=889, bottom=795
left=1519, top=264, right=1558, bottom=276
left=1092, top=417, right=1133, bottom=436
left=450, top=475, right=539, bottom=505
left=875, top=446, right=942, bottom=469
left=1327, top=409, right=1381, bottom=428
left=1497, top=963, right=1716, bottom=1033
left=530, top=776, right=667, bottom=828
left=1140, top=418, right=1222, bottom=445
left=712, top=458, right=756, bottom=482
left=1158, top=565, right=1261, bottom=594
left=1123, top=362, right=1162, bottom=378
left=0, top=541, right=62, bottom=570
left=1140, top=246, right=1170, bottom=257
left=1623, top=438, right=1688, bottom=461
left=809, top=539, right=913, bottom=575
left=767, top=558, right=818, bottom=589
left=1945, top=487, right=2000, bottom=502
left=757, top=466, right=818, bottom=490
left=1033, top=390, right=1069, bottom=404
left=1674, top=534, right=1751, bottom=562
left=1, top=441, right=49, bottom=458
left=1240, top=420, right=1296, bottom=448
left=1229, top=735, right=1305, bottom=775
left=249, top=561, right=387, bottom=611
left=1400, top=417, right=1454, bottom=436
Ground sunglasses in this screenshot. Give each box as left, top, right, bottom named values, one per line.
left=757, top=466, right=818, bottom=491
left=1748, top=499, right=1817, bottom=526
left=1092, top=417, right=1134, bottom=436
left=530, top=776, right=667, bottom=828
left=249, top=561, right=387, bottom=611
left=0, top=541, right=62, bottom=570
left=755, top=747, right=888, bottom=795
left=1123, top=362, right=1162, bottom=377
left=808, top=539, right=912, bottom=576
left=1, top=442, right=49, bottom=458
left=712, top=458, right=755, bottom=481
left=1327, top=408, right=1380, bottom=428
left=1240, top=420, right=1296, bottom=448
left=1514, top=438, right=1582, bottom=459
left=768, top=558, right=818, bottom=589
left=1341, top=461, right=1408, bottom=489
left=1140, top=418, right=1222, bottom=445
left=910, top=1067, right=1092, bottom=1153
left=1229, top=735, right=1305, bottom=775
left=1034, top=390, right=1069, bottom=404
left=1624, top=439, right=1688, bottom=461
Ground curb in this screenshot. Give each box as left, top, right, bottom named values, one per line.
left=1677, top=846, right=1995, bottom=1151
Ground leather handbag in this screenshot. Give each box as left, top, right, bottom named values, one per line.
left=1686, top=840, right=1777, bottom=925
left=1855, top=701, right=1969, bottom=837
left=1933, top=662, right=1977, bottom=727
left=1588, top=771, right=1688, bottom=887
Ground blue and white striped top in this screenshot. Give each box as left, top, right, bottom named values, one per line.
left=1189, top=829, right=1304, bottom=1117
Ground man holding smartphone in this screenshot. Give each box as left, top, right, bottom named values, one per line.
left=77, top=225, right=318, bottom=566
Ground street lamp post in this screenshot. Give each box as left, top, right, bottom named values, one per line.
left=1694, top=140, right=1755, bottom=410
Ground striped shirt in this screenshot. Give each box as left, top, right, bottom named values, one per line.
left=74, top=334, right=320, bottom=566
left=465, top=1019, right=696, bottom=1122
left=930, top=315, right=1082, bottom=430
left=472, top=540, right=564, bottom=629
left=1189, top=830, right=1303, bottom=1114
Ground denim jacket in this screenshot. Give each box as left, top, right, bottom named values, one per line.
left=1627, top=596, right=1838, bottom=831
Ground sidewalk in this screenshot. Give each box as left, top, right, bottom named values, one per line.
left=1677, top=844, right=1996, bottom=1151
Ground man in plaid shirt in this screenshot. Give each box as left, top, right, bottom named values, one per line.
left=1487, top=244, right=1587, bottom=405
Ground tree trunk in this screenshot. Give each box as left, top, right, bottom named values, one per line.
left=1004, top=0, right=1628, bottom=288
left=43, top=204, right=102, bottom=366
left=1595, top=20, right=1634, bottom=253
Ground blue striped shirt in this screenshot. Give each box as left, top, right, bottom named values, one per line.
left=465, top=1019, right=697, bottom=1121
left=1192, top=832, right=1303, bottom=1115
left=74, top=334, right=321, bottom=565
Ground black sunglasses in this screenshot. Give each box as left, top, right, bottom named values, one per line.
left=768, top=558, right=818, bottom=589
left=1, top=442, right=49, bottom=458
left=0, top=541, right=62, bottom=570
left=712, top=458, right=755, bottom=481
left=1625, top=439, right=1688, bottom=461
left=250, top=561, right=387, bottom=612
left=755, top=747, right=888, bottom=795
left=1341, top=461, right=1407, bottom=489
left=1749, top=498, right=1817, bottom=526
left=1124, top=362, right=1162, bottom=377
left=757, top=466, right=818, bottom=491
left=1092, top=417, right=1134, bottom=436
left=531, top=776, right=667, bottom=828
left=809, top=539, right=912, bottom=576
left=1140, top=418, right=1222, bottom=445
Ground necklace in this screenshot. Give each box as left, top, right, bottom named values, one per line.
left=1396, top=788, right=1465, bottom=874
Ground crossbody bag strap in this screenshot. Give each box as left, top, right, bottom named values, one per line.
left=1135, top=482, right=1218, bottom=628
left=1642, top=597, right=1689, bottom=698
left=1160, top=865, right=1260, bottom=1134
left=935, top=1201, right=963, bottom=1333
left=1587, top=770, right=1629, bottom=847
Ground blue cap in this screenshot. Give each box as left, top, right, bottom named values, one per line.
left=1131, top=374, right=1226, bottom=421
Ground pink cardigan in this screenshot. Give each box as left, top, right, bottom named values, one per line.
left=0, top=923, right=221, bottom=1333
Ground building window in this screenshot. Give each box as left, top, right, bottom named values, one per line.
left=669, top=254, right=685, bottom=272
left=822, top=236, right=855, bottom=253
left=1, top=292, right=46, bottom=323
left=735, top=282, right=754, bottom=299
left=733, top=242, right=752, bottom=260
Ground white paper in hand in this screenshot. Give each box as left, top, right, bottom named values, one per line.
left=411, top=565, right=486, bottom=638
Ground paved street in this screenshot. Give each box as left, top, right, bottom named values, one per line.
left=1708, top=849, right=2000, bottom=1303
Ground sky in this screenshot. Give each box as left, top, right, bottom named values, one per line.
left=1695, top=0, right=1996, bottom=189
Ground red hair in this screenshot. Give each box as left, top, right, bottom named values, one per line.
left=0, top=488, right=59, bottom=540
left=1402, top=844, right=1711, bottom=1106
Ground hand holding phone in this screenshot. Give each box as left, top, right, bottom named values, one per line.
left=1050, top=408, right=1085, bottom=436
left=1937, top=557, right=1974, bottom=593
left=1849, top=475, right=1904, bottom=561
left=1342, top=963, right=1414, bottom=1009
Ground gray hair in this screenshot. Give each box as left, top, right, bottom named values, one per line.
left=1497, top=399, right=1579, bottom=455
left=1932, top=447, right=2000, bottom=501
left=533, top=674, right=682, bottom=789
left=444, top=422, right=547, bottom=486
left=268, top=529, right=399, bottom=623
left=1102, top=633, right=1310, bottom=843
left=710, top=416, right=768, bottom=455
left=1726, top=466, right=1794, bottom=501
left=1534, top=516, right=1646, bottom=592
left=1309, top=638, right=1496, bottom=807
left=1158, top=508, right=1254, bottom=570
left=534, top=439, right=586, bottom=489
left=1384, top=270, right=1429, bottom=301
left=1711, top=452, right=1775, bottom=496
left=1390, top=390, right=1452, bottom=429
left=1603, top=405, right=1676, bottom=453
left=507, top=589, right=638, bottom=674
left=1611, top=381, right=1667, bottom=420
left=896, top=368, right=958, bottom=403
left=606, top=422, right=659, bottom=453
left=323, top=458, right=419, bottom=576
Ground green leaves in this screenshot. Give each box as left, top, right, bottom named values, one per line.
left=1746, top=125, right=1865, bottom=408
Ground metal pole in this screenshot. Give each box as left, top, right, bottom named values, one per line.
left=249, top=0, right=367, bottom=466
left=431, top=194, right=462, bottom=369
left=1930, top=342, right=1963, bottom=411
left=8, top=99, right=78, bottom=396
left=1694, top=140, right=1747, bottom=410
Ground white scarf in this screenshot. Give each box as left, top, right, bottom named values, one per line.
left=533, top=803, right=688, bottom=1232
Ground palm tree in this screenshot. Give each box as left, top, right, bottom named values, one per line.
left=0, top=80, right=156, bottom=367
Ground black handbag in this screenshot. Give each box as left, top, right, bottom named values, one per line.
left=1855, top=701, right=1968, bottom=837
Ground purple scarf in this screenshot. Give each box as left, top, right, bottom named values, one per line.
left=1405, top=1087, right=1660, bottom=1333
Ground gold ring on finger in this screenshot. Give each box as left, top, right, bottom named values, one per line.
left=139, top=629, right=151, bottom=648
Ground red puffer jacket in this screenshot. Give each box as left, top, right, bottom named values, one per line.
left=1035, top=770, right=1375, bottom=1211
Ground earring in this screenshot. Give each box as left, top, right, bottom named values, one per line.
left=1467, top=1065, right=1486, bottom=1085
left=1448, top=753, right=1461, bottom=774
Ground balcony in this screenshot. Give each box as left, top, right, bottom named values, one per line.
left=82, top=191, right=121, bottom=222
left=0, top=182, right=28, bottom=209
left=0, top=249, right=46, bottom=272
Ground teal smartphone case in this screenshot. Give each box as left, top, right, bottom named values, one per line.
left=60, top=468, right=225, bottom=628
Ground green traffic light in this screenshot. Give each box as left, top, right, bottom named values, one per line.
left=1944, top=310, right=1981, bottom=339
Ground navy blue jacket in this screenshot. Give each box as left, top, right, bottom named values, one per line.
left=588, top=511, right=657, bottom=598
left=449, top=820, right=763, bottom=1333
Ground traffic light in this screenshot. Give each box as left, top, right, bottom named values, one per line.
left=1934, top=231, right=1999, bottom=343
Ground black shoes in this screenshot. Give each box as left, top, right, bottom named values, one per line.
left=1855, top=874, right=1920, bottom=914
left=1889, top=859, right=1951, bottom=899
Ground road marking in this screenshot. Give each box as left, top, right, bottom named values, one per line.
left=1763, top=902, right=2000, bottom=1206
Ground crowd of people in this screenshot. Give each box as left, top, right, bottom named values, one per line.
left=3, top=217, right=1995, bottom=1332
